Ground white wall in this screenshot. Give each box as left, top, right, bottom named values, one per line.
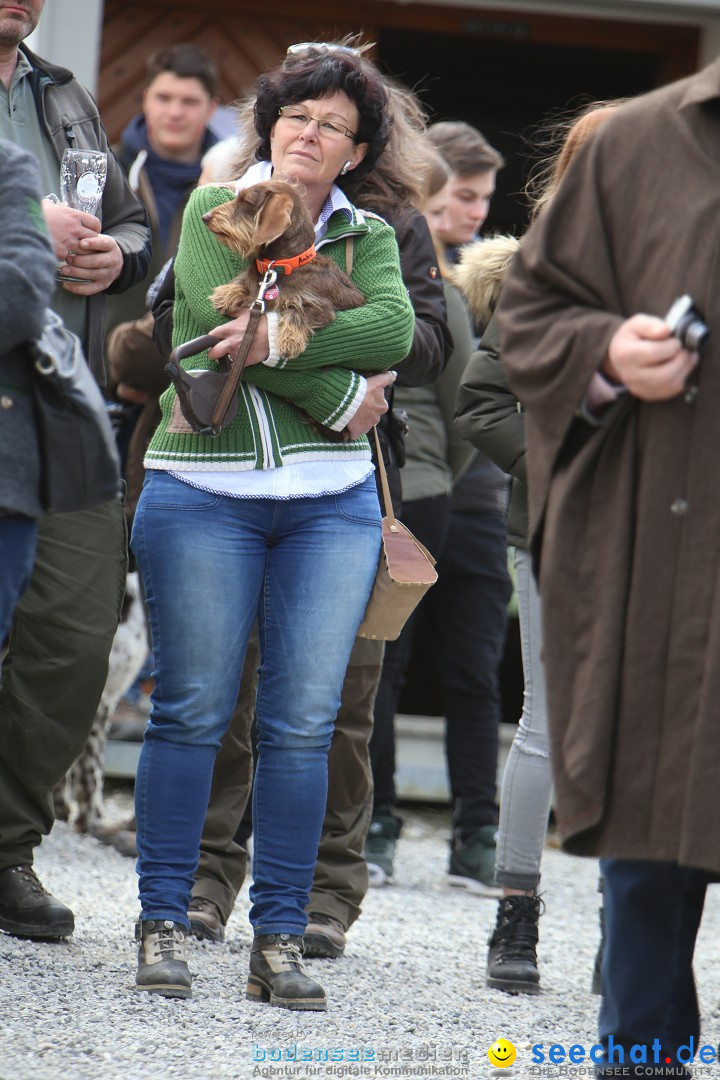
left=26, top=0, right=104, bottom=95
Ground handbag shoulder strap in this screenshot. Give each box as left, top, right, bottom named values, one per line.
left=372, top=425, right=398, bottom=530
left=346, top=236, right=354, bottom=276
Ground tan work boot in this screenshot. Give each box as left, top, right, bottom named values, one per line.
left=134, top=919, right=192, bottom=999
left=304, top=912, right=346, bottom=959
left=188, top=896, right=225, bottom=943
left=247, top=932, right=327, bottom=1011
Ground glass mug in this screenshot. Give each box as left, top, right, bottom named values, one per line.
left=56, top=149, right=108, bottom=283
left=60, top=148, right=107, bottom=218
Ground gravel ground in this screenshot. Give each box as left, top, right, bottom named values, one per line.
left=3, top=792, right=720, bottom=1080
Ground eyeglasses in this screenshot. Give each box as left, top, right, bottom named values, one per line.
left=276, top=106, right=357, bottom=141
left=286, top=42, right=361, bottom=57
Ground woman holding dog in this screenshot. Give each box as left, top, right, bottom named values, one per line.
left=130, top=47, right=414, bottom=1008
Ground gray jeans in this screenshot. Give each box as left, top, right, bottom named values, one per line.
left=494, top=547, right=553, bottom=891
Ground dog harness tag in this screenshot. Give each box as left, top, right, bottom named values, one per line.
left=264, top=284, right=279, bottom=301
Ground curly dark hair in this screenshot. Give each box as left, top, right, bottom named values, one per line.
left=252, top=52, right=391, bottom=196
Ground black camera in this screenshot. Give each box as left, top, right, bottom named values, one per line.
left=665, top=295, right=710, bottom=352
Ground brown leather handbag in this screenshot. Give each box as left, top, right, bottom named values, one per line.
left=356, top=428, right=438, bottom=641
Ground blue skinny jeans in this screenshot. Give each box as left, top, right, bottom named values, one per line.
left=0, top=514, right=37, bottom=642
left=131, top=470, right=381, bottom=935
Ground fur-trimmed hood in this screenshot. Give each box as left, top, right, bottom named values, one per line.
left=452, top=234, right=520, bottom=327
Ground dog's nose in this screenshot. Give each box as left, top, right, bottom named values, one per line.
left=202, top=211, right=213, bottom=224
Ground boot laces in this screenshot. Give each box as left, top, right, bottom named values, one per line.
left=11, top=865, right=46, bottom=896
left=147, top=921, right=187, bottom=962
left=276, top=936, right=305, bottom=973
left=491, top=896, right=543, bottom=963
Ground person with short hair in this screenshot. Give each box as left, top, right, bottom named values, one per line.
left=108, top=43, right=219, bottom=337
left=427, top=120, right=504, bottom=258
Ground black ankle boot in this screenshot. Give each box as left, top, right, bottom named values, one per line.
left=247, top=932, right=327, bottom=1011
left=487, top=894, right=542, bottom=995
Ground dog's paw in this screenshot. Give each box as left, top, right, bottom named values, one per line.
left=277, top=323, right=312, bottom=359
left=211, top=283, right=247, bottom=315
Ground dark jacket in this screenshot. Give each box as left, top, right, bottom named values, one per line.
left=397, top=281, right=475, bottom=503
left=498, top=61, right=720, bottom=873
left=0, top=142, right=57, bottom=517
left=454, top=235, right=526, bottom=544
left=21, top=44, right=151, bottom=383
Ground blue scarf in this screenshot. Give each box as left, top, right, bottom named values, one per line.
left=121, top=115, right=218, bottom=254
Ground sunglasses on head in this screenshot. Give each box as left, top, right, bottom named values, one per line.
left=286, top=42, right=362, bottom=57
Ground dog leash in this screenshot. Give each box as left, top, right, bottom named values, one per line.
left=208, top=267, right=278, bottom=431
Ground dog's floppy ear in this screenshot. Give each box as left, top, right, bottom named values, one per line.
left=254, top=192, right=294, bottom=246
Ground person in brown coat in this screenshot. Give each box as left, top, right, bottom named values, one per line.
left=498, top=62, right=720, bottom=1077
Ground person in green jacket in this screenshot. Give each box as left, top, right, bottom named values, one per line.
left=129, top=46, right=414, bottom=1010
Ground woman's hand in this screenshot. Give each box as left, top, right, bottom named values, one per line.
left=603, top=314, right=698, bottom=401
left=207, top=311, right=269, bottom=367
left=347, top=371, right=397, bottom=438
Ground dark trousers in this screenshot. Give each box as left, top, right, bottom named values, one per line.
left=194, top=634, right=385, bottom=930
left=0, top=501, right=127, bottom=868
left=597, top=857, right=711, bottom=1079
left=370, top=494, right=450, bottom=807
left=372, top=506, right=510, bottom=839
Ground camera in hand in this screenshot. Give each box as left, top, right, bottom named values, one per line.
left=665, top=295, right=709, bottom=352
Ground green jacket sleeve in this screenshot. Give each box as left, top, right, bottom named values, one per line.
left=269, top=220, right=415, bottom=374
left=243, top=365, right=364, bottom=429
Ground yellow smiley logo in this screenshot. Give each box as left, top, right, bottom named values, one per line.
left=488, top=1039, right=517, bottom=1068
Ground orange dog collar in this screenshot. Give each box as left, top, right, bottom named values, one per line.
left=256, top=244, right=317, bottom=276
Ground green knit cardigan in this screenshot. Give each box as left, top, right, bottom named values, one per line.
left=145, top=183, right=415, bottom=472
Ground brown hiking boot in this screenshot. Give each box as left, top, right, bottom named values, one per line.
left=134, top=919, right=192, bottom=999
left=304, top=912, right=346, bottom=959
left=89, top=816, right=138, bottom=858
left=247, top=933, right=327, bottom=1011
left=188, top=896, right=225, bottom=943
left=0, top=865, right=74, bottom=940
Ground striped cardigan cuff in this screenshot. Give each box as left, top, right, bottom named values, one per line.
left=262, top=311, right=281, bottom=367
left=323, top=374, right=366, bottom=431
